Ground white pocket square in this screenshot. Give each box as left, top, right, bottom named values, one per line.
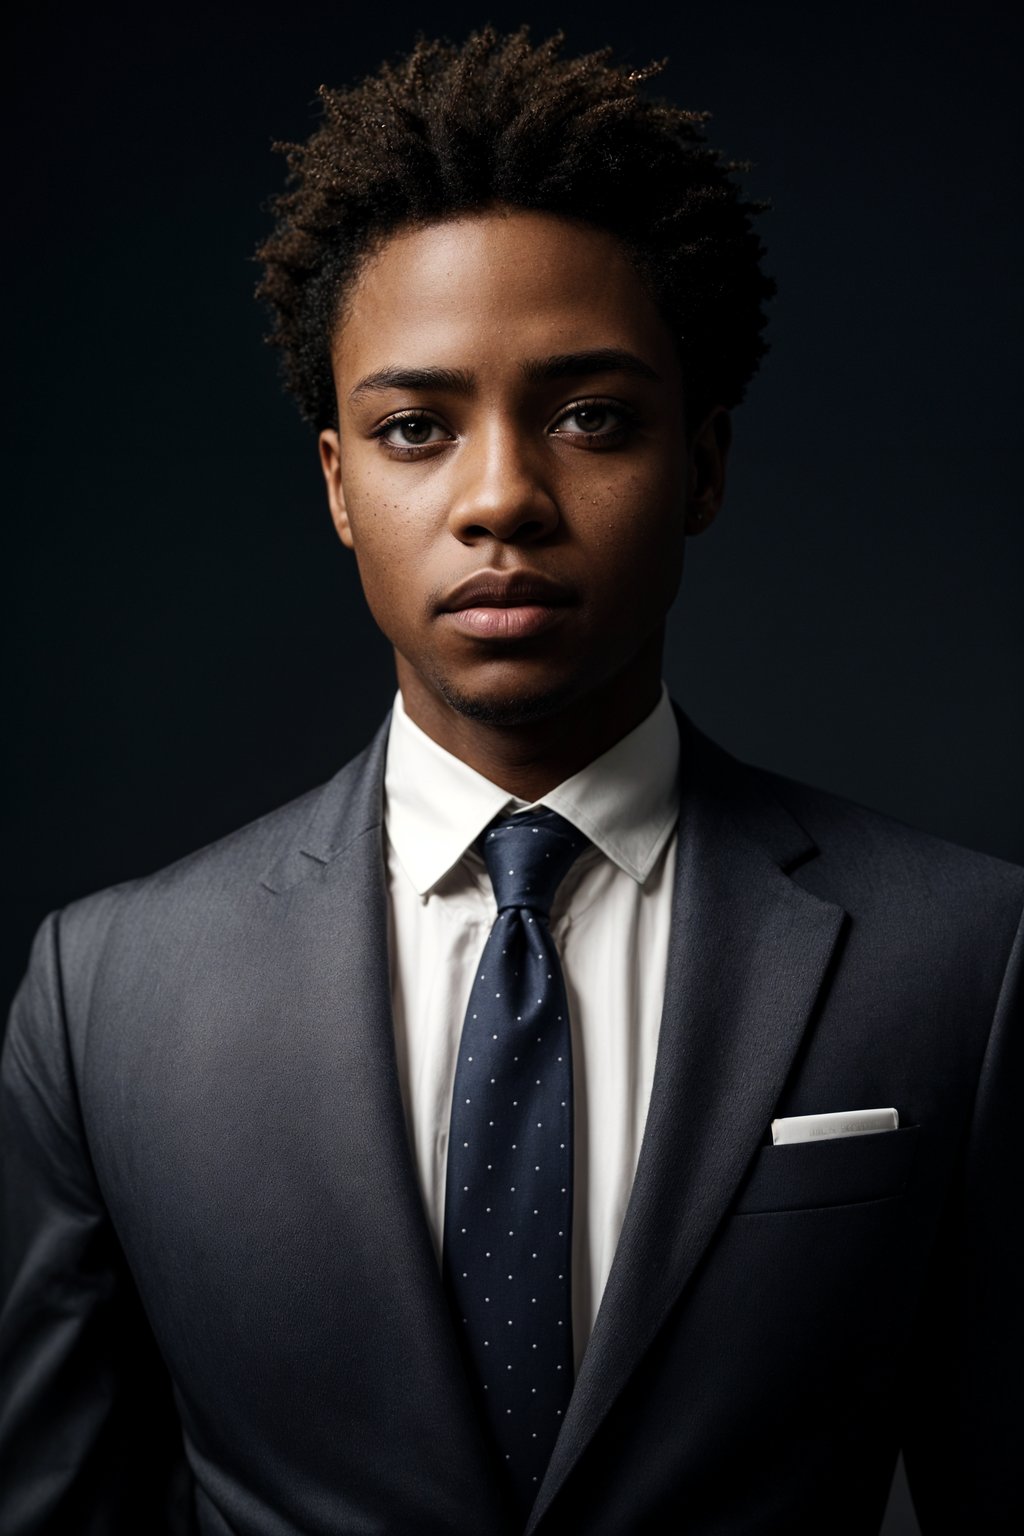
left=770, top=1107, right=899, bottom=1145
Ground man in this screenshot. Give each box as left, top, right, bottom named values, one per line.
left=1, top=27, right=1019, bottom=1536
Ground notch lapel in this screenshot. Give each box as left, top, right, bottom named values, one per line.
left=526, top=716, right=847, bottom=1533
left=260, top=716, right=516, bottom=1533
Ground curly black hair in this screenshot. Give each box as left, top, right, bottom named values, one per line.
left=256, top=26, right=774, bottom=431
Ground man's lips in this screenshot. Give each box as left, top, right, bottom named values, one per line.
left=437, top=569, right=576, bottom=642
left=439, top=569, right=576, bottom=612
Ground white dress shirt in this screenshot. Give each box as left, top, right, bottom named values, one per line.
left=383, top=683, right=680, bottom=1372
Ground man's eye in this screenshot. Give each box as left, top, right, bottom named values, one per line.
left=378, top=415, right=448, bottom=447
left=553, top=402, right=631, bottom=438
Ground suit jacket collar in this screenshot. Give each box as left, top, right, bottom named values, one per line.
left=262, top=702, right=819, bottom=894
left=260, top=712, right=392, bottom=894
left=259, top=703, right=846, bottom=1532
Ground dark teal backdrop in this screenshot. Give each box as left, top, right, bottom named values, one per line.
left=6, top=7, right=1022, bottom=1526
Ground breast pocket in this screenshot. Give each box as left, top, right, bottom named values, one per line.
left=731, top=1124, right=921, bottom=1214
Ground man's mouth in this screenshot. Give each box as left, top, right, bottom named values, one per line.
left=437, top=568, right=576, bottom=642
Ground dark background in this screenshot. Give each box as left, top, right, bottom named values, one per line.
left=7, top=3, right=1021, bottom=1528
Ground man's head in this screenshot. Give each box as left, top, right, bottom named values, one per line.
left=256, top=29, right=772, bottom=750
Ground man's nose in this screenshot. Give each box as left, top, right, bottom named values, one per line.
left=446, top=423, right=560, bottom=544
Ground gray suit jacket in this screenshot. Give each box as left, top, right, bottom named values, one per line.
left=2, top=706, right=1021, bottom=1534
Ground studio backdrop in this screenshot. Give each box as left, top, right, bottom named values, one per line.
left=6, top=5, right=1022, bottom=1531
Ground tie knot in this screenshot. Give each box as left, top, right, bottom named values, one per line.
left=479, top=807, right=589, bottom=916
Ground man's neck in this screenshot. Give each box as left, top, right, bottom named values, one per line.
left=395, top=644, right=665, bottom=803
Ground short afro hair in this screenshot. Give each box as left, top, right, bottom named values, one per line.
left=255, top=26, right=774, bottom=431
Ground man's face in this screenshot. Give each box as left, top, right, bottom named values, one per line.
left=320, top=208, right=724, bottom=728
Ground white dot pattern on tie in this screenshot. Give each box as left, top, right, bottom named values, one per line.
left=442, top=807, right=586, bottom=1516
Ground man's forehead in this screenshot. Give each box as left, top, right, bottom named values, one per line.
left=333, top=209, right=679, bottom=389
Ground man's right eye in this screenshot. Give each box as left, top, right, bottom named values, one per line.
left=376, top=414, right=449, bottom=449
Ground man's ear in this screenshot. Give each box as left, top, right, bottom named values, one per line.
left=684, top=406, right=731, bottom=535
left=318, top=428, right=355, bottom=549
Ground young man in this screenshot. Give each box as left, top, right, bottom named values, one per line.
left=2, top=28, right=1019, bottom=1536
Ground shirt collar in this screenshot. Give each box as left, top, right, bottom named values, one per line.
left=384, top=682, right=680, bottom=897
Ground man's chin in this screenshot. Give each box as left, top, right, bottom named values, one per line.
left=431, top=670, right=581, bottom=728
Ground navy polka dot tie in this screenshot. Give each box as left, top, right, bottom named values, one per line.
left=443, top=807, right=589, bottom=1517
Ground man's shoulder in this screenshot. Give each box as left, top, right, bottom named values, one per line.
left=745, top=751, right=1024, bottom=912
left=679, top=712, right=1024, bottom=915
left=54, top=720, right=391, bottom=968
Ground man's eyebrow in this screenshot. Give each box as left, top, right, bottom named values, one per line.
left=521, top=348, right=662, bottom=385
left=348, top=365, right=476, bottom=404
left=347, top=348, right=661, bottom=405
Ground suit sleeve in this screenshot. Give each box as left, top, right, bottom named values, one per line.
left=0, top=910, right=196, bottom=1536
left=901, top=900, right=1024, bottom=1531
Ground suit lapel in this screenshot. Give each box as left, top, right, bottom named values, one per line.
left=261, top=716, right=516, bottom=1532
left=526, top=714, right=847, bottom=1533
